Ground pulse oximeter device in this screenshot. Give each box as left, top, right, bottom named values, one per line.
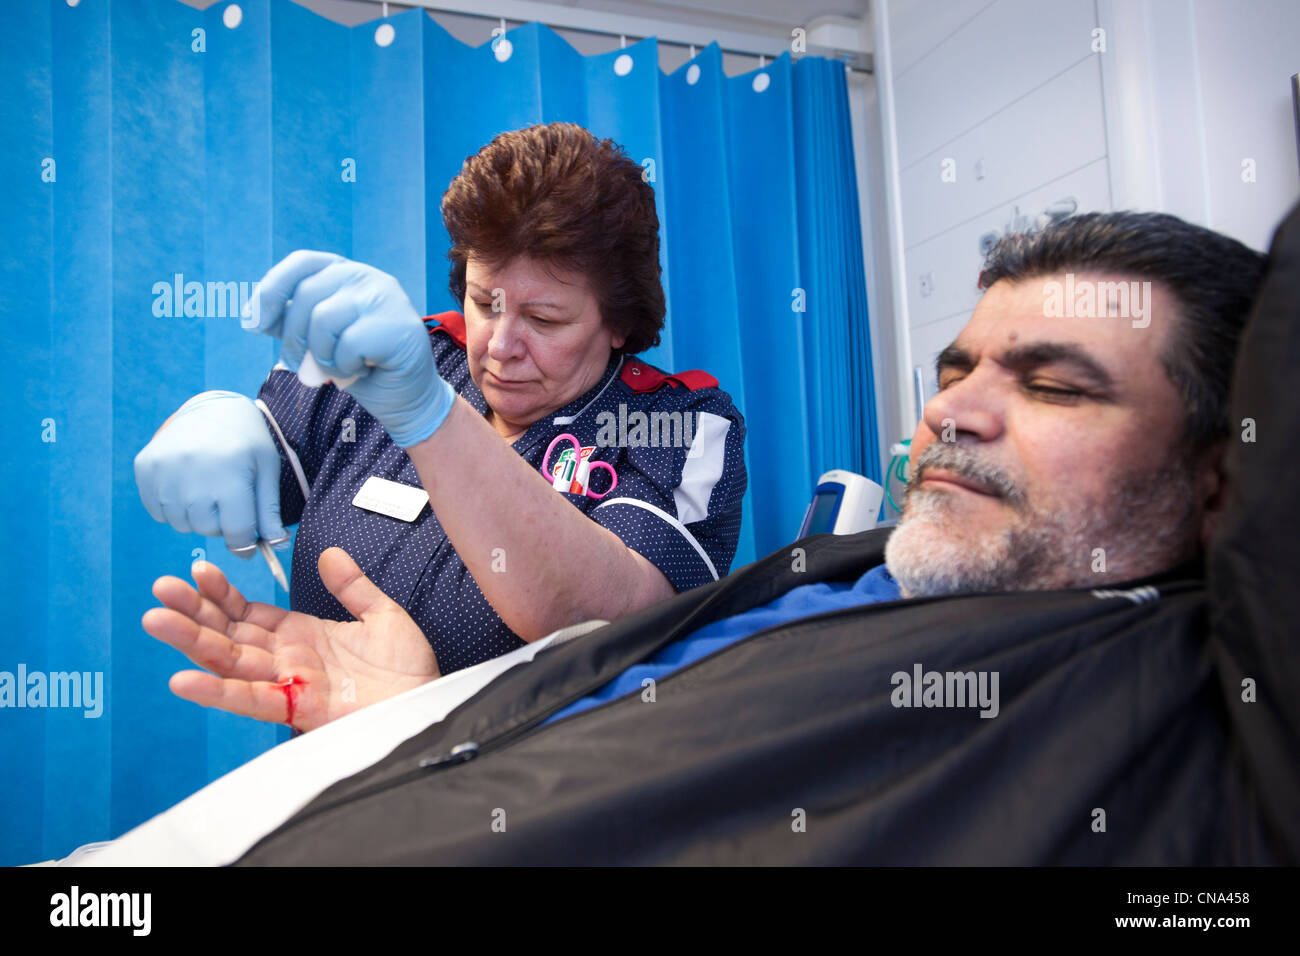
left=797, top=469, right=885, bottom=538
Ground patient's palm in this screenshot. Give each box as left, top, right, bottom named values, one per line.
left=142, top=547, right=440, bottom=731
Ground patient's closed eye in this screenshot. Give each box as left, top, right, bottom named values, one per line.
left=1025, top=383, right=1082, bottom=399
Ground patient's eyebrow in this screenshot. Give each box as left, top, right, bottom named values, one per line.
left=1002, top=342, right=1116, bottom=390
left=935, top=344, right=974, bottom=382
left=936, top=342, right=1117, bottom=391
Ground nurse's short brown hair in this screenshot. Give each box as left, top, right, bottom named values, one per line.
left=442, top=122, right=665, bottom=356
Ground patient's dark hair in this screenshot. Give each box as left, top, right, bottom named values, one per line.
left=979, top=211, right=1267, bottom=454
left=441, top=122, right=665, bottom=356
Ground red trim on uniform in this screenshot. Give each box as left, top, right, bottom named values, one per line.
left=620, top=359, right=718, bottom=393
left=425, top=310, right=466, bottom=349
left=620, top=359, right=668, bottom=391
left=666, top=369, right=719, bottom=391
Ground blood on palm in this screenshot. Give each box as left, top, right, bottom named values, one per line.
left=275, top=676, right=306, bottom=727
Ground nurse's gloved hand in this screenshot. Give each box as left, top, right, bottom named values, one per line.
left=244, top=250, right=455, bottom=447
left=134, top=391, right=289, bottom=554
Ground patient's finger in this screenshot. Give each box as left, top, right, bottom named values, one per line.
left=142, top=606, right=277, bottom=682
left=151, top=574, right=271, bottom=653
left=169, top=670, right=302, bottom=727
left=152, top=574, right=235, bottom=638
left=318, top=546, right=406, bottom=623
left=150, top=570, right=280, bottom=652
left=190, top=559, right=290, bottom=634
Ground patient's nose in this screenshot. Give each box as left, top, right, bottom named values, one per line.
left=923, top=375, right=1003, bottom=444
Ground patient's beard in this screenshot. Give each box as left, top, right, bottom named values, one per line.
left=883, top=446, right=1201, bottom=598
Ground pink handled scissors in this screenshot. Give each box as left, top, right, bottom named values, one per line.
left=541, top=433, right=618, bottom=500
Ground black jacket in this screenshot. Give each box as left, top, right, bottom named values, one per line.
left=237, top=207, right=1300, bottom=865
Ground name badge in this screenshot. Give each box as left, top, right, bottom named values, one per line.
left=352, top=475, right=429, bottom=522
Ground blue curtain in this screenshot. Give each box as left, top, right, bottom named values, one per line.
left=0, top=0, right=877, bottom=865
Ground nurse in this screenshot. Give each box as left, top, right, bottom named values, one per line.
left=134, top=122, right=747, bottom=679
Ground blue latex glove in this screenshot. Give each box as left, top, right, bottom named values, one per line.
left=244, top=250, right=455, bottom=447
left=134, top=391, right=289, bottom=554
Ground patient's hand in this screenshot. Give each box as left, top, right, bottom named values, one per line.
left=141, top=546, right=440, bottom=731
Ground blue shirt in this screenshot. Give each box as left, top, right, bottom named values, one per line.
left=544, top=563, right=903, bottom=724
left=256, top=312, right=748, bottom=674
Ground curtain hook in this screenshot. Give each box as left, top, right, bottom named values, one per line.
left=759, top=53, right=765, bottom=68
left=620, top=34, right=627, bottom=49
left=689, top=44, right=696, bottom=59
left=381, top=1, right=388, bottom=16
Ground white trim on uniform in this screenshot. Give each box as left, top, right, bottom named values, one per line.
left=551, top=355, right=625, bottom=426
left=674, top=412, right=730, bottom=523
left=255, top=398, right=312, bottom=501
left=594, top=496, right=719, bottom=582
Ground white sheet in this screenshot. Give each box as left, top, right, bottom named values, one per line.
left=58, top=622, right=602, bottom=866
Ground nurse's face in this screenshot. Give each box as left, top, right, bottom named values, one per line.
left=884, top=273, right=1222, bottom=597
left=463, top=255, right=626, bottom=440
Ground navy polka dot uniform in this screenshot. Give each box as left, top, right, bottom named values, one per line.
left=255, top=311, right=748, bottom=674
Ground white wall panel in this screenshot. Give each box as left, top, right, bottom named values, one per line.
left=893, top=0, right=1100, bottom=168
left=898, top=55, right=1107, bottom=248
left=905, top=156, right=1112, bottom=340
left=1193, top=0, right=1300, bottom=250
left=888, top=0, right=997, bottom=76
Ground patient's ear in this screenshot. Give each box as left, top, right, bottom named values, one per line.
left=1196, top=437, right=1229, bottom=548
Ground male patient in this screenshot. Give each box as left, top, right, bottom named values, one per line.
left=143, top=209, right=1298, bottom=864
